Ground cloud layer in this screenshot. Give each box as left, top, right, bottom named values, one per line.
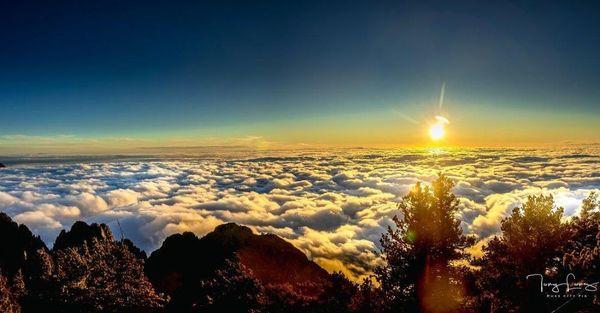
left=1, top=147, right=599, bottom=280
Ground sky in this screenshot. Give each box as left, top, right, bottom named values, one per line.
left=1, top=1, right=600, bottom=153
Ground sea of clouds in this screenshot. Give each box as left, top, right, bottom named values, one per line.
left=1, top=147, right=599, bottom=280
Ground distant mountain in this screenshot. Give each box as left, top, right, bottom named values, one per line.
left=0, top=163, right=5, bottom=168
left=146, top=223, right=331, bottom=299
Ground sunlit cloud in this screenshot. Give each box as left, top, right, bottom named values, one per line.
left=0, top=147, right=598, bottom=280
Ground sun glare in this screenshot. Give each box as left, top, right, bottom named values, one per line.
left=429, top=124, right=445, bottom=141
left=428, top=115, right=449, bottom=141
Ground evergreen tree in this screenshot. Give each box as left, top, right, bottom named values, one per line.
left=25, top=235, right=165, bottom=312
left=474, top=195, right=569, bottom=311
left=188, top=259, right=265, bottom=313
left=375, top=174, right=474, bottom=313
left=562, top=191, right=600, bottom=310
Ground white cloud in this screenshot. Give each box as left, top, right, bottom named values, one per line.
left=65, top=192, right=109, bottom=216
left=0, top=147, right=599, bottom=280
left=106, top=189, right=140, bottom=207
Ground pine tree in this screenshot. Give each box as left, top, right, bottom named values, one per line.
left=375, top=174, right=474, bottom=313
left=562, top=192, right=600, bottom=309
left=474, top=195, right=569, bottom=311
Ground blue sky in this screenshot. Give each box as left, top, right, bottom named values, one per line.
left=1, top=1, right=599, bottom=151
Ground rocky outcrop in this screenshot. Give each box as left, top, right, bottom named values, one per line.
left=0, top=212, right=47, bottom=278
left=145, top=223, right=335, bottom=311
left=0, top=217, right=343, bottom=312
left=146, top=223, right=330, bottom=298
left=52, top=221, right=114, bottom=251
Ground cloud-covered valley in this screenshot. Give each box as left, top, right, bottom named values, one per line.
left=1, top=147, right=599, bottom=280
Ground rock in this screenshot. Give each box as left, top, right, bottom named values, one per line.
left=53, top=221, right=115, bottom=250
left=0, top=212, right=47, bottom=277
left=146, top=223, right=330, bottom=299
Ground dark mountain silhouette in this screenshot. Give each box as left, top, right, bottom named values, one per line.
left=146, top=223, right=331, bottom=311
left=52, top=220, right=147, bottom=259
left=0, top=163, right=5, bottom=168
left=0, top=212, right=46, bottom=278
left=53, top=221, right=114, bottom=250
left=18, top=219, right=164, bottom=312
left=205, top=223, right=329, bottom=290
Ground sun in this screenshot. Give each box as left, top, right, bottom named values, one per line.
left=429, top=123, right=445, bottom=141
left=428, top=115, right=449, bottom=141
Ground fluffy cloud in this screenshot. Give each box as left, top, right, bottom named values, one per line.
left=106, top=189, right=140, bottom=207
left=0, top=148, right=599, bottom=280
left=65, top=192, right=108, bottom=216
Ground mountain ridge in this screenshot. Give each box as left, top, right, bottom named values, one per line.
left=146, top=222, right=331, bottom=299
